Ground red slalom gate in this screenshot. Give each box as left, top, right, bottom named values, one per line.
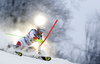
left=33, top=20, right=58, bottom=51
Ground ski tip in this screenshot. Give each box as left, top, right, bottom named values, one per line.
left=15, top=51, right=22, bottom=56
left=41, top=56, right=51, bottom=61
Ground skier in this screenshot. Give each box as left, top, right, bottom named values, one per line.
left=16, top=25, right=45, bottom=54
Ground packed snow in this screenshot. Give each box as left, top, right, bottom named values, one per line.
left=0, top=50, right=77, bottom=64
left=0, top=31, right=77, bottom=64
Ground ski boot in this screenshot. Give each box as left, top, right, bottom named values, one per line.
left=7, top=44, right=11, bottom=48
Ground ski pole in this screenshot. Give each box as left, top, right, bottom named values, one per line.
left=33, top=20, right=58, bottom=51
left=5, top=33, right=24, bottom=38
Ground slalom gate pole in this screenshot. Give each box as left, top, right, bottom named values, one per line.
left=33, top=20, right=58, bottom=51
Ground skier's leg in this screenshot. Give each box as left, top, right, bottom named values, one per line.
left=16, top=38, right=26, bottom=49
left=7, top=41, right=21, bottom=49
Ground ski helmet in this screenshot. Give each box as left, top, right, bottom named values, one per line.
left=37, top=25, right=45, bottom=32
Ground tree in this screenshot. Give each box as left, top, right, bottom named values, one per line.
left=0, top=0, right=86, bottom=64
left=85, top=12, right=100, bottom=64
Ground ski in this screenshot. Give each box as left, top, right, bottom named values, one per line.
left=41, top=56, right=51, bottom=61
left=15, top=51, right=22, bottom=56
left=15, top=51, right=51, bottom=61
left=0, top=44, right=51, bottom=61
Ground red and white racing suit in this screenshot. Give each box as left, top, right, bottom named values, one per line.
left=16, top=29, right=42, bottom=52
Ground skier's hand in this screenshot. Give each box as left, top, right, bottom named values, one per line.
left=28, top=46, right=36, bottom=49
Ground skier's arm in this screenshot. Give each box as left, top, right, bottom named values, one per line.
left=29, top=30, right=37, bottom=42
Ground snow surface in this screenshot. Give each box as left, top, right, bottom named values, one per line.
left=0, top=31, right=77, bottom=64
left=0, top=50, right=76, bottom=64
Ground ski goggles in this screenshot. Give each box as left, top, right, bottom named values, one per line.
left=40, top=30, right=45, bottom=33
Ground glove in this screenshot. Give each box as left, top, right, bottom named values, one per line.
left=28, top=46, right=36, bottom=49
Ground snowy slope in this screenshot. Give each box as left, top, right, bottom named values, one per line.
left=0, top=50, right=76, bottom=64
left=0, top=31, right=77, bottom=64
